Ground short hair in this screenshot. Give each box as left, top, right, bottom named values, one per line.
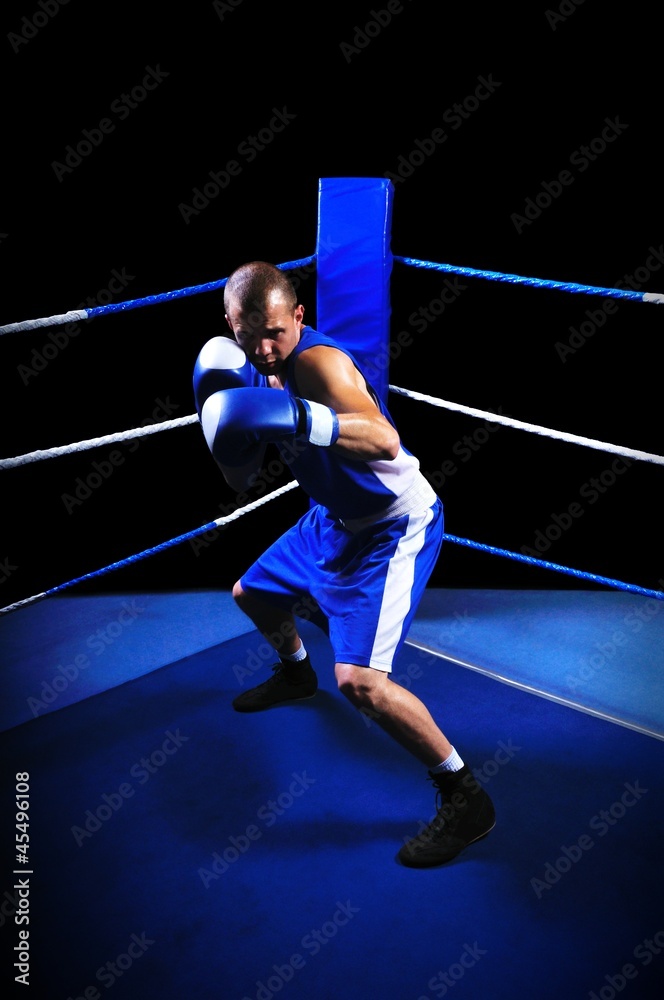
left=224, top=261, right=297, bottom=314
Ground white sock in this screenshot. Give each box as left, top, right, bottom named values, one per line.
left=280, top=643, right=308, bottom=663
left=430, top=747, right=464, bottom=774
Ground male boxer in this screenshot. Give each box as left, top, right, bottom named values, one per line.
left=193, top=260, right=495, bottom=867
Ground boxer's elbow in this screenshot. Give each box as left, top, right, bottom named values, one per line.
left=373, top=422, right=400, bottom=461
left=384, top=430, right=401, bottom=461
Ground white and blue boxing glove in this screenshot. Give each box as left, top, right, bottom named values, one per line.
left=192, top=336, right=263, bottom=418
left=201, top=386, right=340, bottom=468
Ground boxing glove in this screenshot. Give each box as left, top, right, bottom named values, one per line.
left=201, top=386, right=340, bottom=468
left=192, top=336, right=264, bottom=418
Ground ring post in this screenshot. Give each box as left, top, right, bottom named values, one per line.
left=315, top=177, right=394, bottom=404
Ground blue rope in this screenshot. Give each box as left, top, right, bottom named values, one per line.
left=41, top=519, right=222, bottom=598
left=85, top=254, right=316, bottom=320
left=87, top=280, right=229, bottom=318
left=2, top=249, right=661, bottom=612
left=5, top=251, right=660, bottom=336
left=444, top=534, right=664, bottom=601
left=40, top=530, right=664, bottom=602
left=0, top=256, right=318, bottom=335
left=2, top=521, right=661, bottom=617
left=394, top=256, right=661, bottom=304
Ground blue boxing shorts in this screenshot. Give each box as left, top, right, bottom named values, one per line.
left=239, top=490, right=444, bottom=672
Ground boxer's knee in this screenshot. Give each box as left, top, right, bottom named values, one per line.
left=335, top=662, right=382, bottom=708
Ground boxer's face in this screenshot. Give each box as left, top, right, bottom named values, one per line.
left=226, top=291, right=304, bottom=377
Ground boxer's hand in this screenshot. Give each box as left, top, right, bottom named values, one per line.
left=192, top=336, right=263, bottom=418
left=200, top=387, right=340, bottom=468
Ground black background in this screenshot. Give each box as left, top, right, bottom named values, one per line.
left=1, top=0, right=662, bottom=611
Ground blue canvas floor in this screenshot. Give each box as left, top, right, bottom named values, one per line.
left=408, top=588, right=664, bottom=741
left=2, top=588, right=663, bottom=739
left=1, top=588, right=663, bottom=998
left=1, top=590, right=253, bottom=732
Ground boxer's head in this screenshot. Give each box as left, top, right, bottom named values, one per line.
left=224, top=262, right=304, bottom=377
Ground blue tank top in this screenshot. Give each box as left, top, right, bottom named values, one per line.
left=278, top=327, right=422, bottom=520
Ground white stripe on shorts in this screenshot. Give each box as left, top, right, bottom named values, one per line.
left=368, top=504, right=434, bottom=671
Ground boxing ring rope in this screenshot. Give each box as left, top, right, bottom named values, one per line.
left=393, top=256, right=664, bottom=305
left=1, top=480, right=301, bottom=616
left=2, top=463, right=662, bottom=618
left=2, top=357, right=663, bottom=611
left=2, top=202, right=663, bottom=614
left=3, top=379, right=664, bottom=473
left=0, top=256, right=316, bottom=337
left=2, top=386, right=662, bottom=616
left=0, top=414, right=201, bottom=470
left=2, top=253, right=664, bottom=339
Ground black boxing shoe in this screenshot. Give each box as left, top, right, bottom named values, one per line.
left=398, top=764, right=496, bottom=868
left=232, top=656, right=318, bottom=712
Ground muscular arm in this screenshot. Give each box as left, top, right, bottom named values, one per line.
left=293, top=346, right=400, bottom=461
left=207, top=344, right=399, bottom=492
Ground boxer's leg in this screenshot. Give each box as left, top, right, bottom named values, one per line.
left=230, top=580, right=319, bottom=712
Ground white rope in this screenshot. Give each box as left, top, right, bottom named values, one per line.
left=211, top=479, right=299, bottom=526
left=388, top=384, right=664, bottom=467
left=0, top=592, right=48, bottom=615
left=0, top=309, right=89, bottom=335
left=0, top=414, right=199, bottom=469
left=0, top=479, right=301, bottom=616
left=3, top=387, right=663, bottom=472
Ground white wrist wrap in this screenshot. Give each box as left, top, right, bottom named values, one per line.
left=305, top=399, right=340, bottom=447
